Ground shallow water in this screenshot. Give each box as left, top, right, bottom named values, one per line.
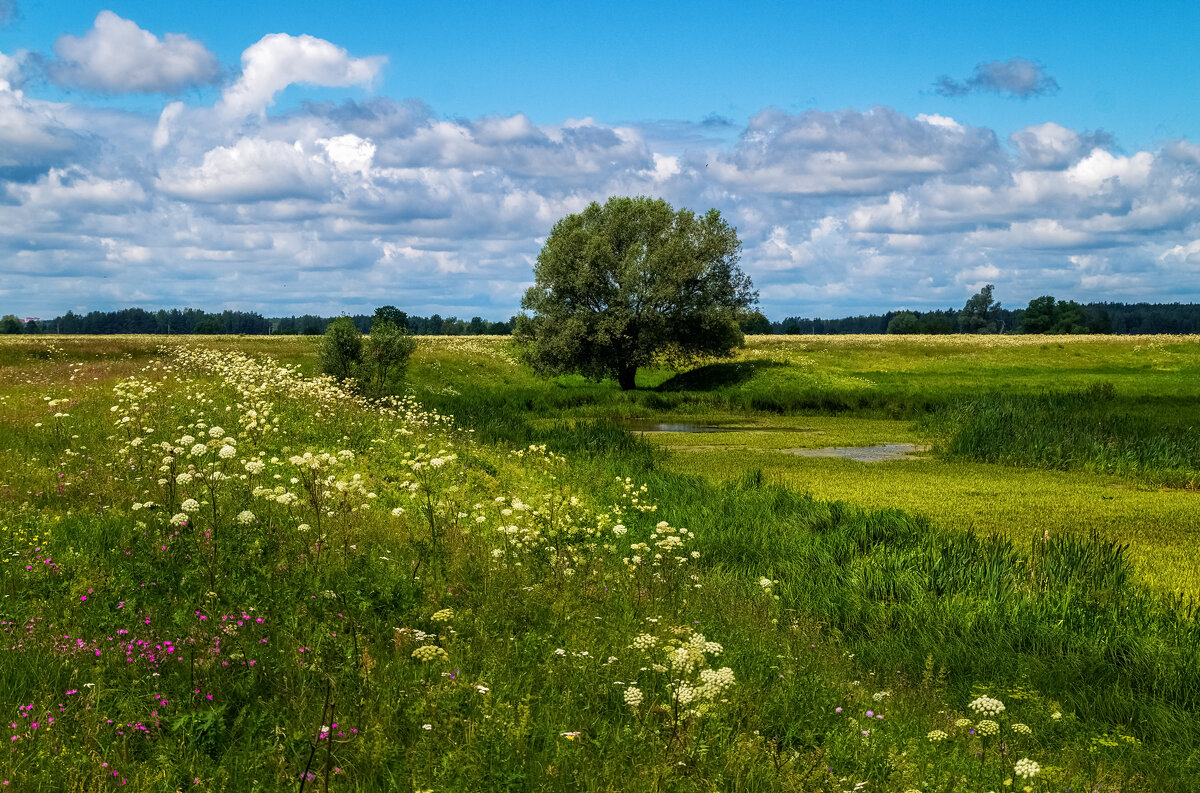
left=620, top=421, right=729, bottom=433
left=781, top=443, right=930, bottom=462
left=618, top=420, right=819, bottom=434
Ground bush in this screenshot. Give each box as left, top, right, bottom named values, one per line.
left=362, top=318, right=416, bottom=396
left=320, top=316, right=363, bottom=380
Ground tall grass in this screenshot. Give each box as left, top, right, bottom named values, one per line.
left=924, top=384, right=1200, bottom=487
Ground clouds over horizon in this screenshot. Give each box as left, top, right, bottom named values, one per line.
left=1, top=20, right=1199, bottom=319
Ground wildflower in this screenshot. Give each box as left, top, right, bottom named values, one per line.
left=218, top=445, right=236, bottom=459
left=208, top=427, right=224, bottom=438
left=976, top=720, right=999, bottom=737
left=968, top=695, right=1005, bottom=718
left=1013, top=758, right=1040, bottom=779
left=411, top=645, right=449, bottom=663
left=560, top=731, right=581, bottom=740
left=954, top=718, right=972, bottom=728
left=612, top=524, right=627, bottom=536
left=431, top=608, right=454, bottom=623
left=422, top=724, right=432, bottom=731
left=1050, top=711, right=1062, bottom=720
left=1011, top=722, right=1032, bottom=735
left=180, top=499, right=200, bottom=514
left=623, top=686, right=643, bottom=709
left=176, top=473, right=193, bottom=485
left=235, top=510, right=256, bottom=525
left=297, top=523, right=310, bottom=533
left=927, top=729, right=947, bottom=742
left=190, top=443, right=208, bottom=457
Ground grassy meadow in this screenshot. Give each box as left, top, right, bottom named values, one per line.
left=0, top=333, right=1198, bottom=791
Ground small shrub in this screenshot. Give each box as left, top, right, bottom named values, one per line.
left=362, top=318, right=416, bottom=397
left=320, top=316, right=363, bottom=380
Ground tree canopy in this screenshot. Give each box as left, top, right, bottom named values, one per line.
left=958, top=284, right=1002, bottom=333
left=515, top=196, right=756, bottom=389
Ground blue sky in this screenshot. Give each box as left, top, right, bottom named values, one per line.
left=2, top=0, right=1199, bottom=319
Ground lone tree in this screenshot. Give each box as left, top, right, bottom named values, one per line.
left=515, top=196, right=756, bottom=390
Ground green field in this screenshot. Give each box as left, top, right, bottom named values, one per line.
left=1, top=334, right=1198, bottom=791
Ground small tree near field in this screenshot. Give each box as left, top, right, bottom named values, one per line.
left=1, top=315, right=22, bottom=334
left=320, top=317, right=363, bottom=381
left=363, top=316, right=416, bottom=396
left=515, top=196, right=756, bottom=390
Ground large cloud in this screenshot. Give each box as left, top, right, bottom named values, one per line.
left=48, top=12, right=220, bottom=94
left=219, top=33, right=385, bottom=117
left=704, top=107, right=1002, bottom=196
left=157, top=138, right=336, bottom=203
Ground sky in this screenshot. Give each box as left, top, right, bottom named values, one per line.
left=2, top=1, right=1200, bottom=320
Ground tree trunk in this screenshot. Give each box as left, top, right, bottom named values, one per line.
left=617, top=365, right=638, bottom=391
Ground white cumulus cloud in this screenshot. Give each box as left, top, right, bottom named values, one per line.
left=219, top=33, right=385, bottom=118
left=157, top=138, right=335, bottom=203
left=48, top=11, right=220, bottom=94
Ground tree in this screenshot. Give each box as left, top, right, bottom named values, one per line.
left=958, top=284, right=1001, bottom=333
left=1020, top=295, right=1087, bottom=334
left=373, top=305, right=408, bottom=329
left=320, top=317, right=363, bottom=380
left=362, top=317, right=416, bottom=396
left=1, top=315, right=22, bottom=334
left=1020, top=295, right=1058, bottom=333
left=515, top=196, right=755, bottom=390
left=886, top=311, right=921, bottom=334
left=738, top=310, right=773, bottom=335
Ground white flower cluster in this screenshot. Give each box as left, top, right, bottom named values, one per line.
left=235, top=510, right=256, bottom=525
left=1011, top=722, right=1032, bottom=735
left=926, top=729, right=947, bottom=742
left=623, top=686, right=643, bottom=710
left=976, top=719, right=999, bottom=737
left=666, top=632, right=722, bottom=675
left=968, top=695, right=1006, bottom=718
left=1014, top=757, right=1040, bottom=779
left=629, top=633, right=658, bottom=650
left=431, top=608, right=454, bottom=623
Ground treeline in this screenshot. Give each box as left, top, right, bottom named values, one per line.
left=4, top=308, right=515, bottom=336
left=766, top=299, right=1200, bottom=335
left=5, top=296, right=1200, bottom=337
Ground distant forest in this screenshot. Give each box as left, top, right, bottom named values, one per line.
left=4, top=297, right=1200, bottom=336
left=761, top=301, right=1200, bottom=335
left=3, top=308, right=515, bottom=336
